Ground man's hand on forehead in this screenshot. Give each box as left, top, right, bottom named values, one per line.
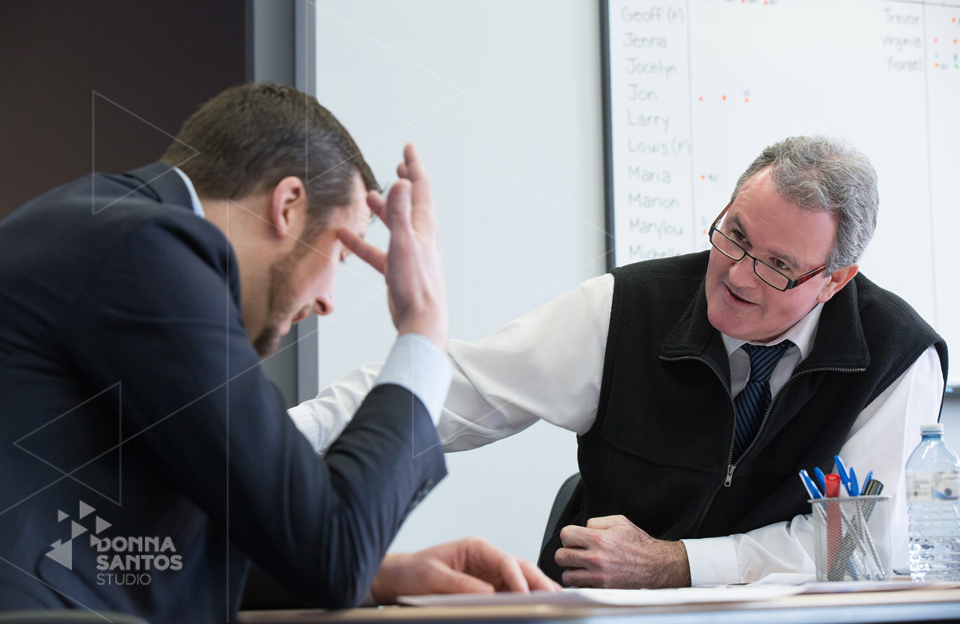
left=338, top=143, right=449, bottom=350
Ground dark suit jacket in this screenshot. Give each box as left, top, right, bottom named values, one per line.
left=0, top=163, right=446, bottom=621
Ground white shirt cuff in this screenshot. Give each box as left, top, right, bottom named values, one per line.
left=288, top=405, right=322, bottom=453
left=375, top=333, right=452, bottom=426
left=681, top=536, right=740, bottom=586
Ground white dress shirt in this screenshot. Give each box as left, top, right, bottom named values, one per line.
left=289, top=273, right=944, bottom=585
left=171, top=165, right=453, bottom=425
left=173, top=166, right=206, bottom=219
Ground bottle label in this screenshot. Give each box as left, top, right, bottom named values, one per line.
left=907, top=471, right=960, bottom=501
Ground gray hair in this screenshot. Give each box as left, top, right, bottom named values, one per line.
left=731, top=136, right=878, bottom=273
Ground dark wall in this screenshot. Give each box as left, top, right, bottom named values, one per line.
left=0, top=0, right=250, bottom=221
left=0, top=0, right=300, bottom=410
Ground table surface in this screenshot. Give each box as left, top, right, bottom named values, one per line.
left=237, top=588, right=960, bottom=624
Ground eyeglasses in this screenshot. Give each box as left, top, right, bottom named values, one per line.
left=708, top=202, right=827, bottom=292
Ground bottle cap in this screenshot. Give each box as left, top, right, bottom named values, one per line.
left=921, top=424, right=945, bottom=434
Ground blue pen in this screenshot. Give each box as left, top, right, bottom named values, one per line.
left=799, top=470, right=823, bottom=499
left=835, top=455, right=850, bottom=492
left=861, top=471, right=874, bottom=495
left=814, top=467, right=827, bottom=492
left=849, top=467, right=859, bottom=498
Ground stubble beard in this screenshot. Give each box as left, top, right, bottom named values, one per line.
left=252, top=246, right=303, bottom=358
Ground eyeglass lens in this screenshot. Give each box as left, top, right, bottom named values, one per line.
left=709, top=229, right=790, bottom=290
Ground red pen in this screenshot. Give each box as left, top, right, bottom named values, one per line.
left=825, top=473, right=841, bottom=571
left=825, top=473, right=841, bottom=497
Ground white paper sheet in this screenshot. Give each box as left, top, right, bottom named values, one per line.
left=749, top=573, right=957, bottom=592
left=799, top=581, right=959, bottom=593
left=749, top=573, right=817, bottom=585
left=398, top=585, right=805, bottom=607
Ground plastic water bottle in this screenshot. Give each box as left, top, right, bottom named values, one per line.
left=906, top=423, right=960, bottom=581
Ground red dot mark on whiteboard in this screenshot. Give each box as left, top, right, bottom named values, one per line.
left=699, top=96, right=703, bottom=101
left=701, top=175, right=705, bottom=179
left=745, top=97, right=749, bottom=102
left=722, top=95, right=727, bottom=100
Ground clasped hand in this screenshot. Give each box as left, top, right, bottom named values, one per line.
left=556, top=515, right=691, bottom=589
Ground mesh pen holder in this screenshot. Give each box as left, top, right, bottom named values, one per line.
left=811, top=496, right=892, bottom=581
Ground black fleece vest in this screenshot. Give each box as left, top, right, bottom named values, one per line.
left=539, top=251, right=948, bottom=583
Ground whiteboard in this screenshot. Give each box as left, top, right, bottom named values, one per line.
left=304, top=0, right=601, bottom=564
left=602, top=0, right=960, bottom=386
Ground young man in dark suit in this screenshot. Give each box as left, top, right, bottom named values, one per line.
left=0, top=83, right=555, bottom=620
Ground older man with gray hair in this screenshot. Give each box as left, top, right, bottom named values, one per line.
left=291, top=136, right=948, bottom=588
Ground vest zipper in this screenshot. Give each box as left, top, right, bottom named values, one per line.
left=660, top=355, right=865, bottom=536
left=728, top=365, right=867, bottom=477
left=724, top=464, right=736, bottom=487
left=659, top=354, right=737, bottom=535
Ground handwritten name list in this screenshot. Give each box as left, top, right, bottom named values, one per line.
left=609, top=2, right=693, bottom=266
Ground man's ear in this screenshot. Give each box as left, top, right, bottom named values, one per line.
left=267, top=176, right=307, bottom=239
left=817, top=264, right=858, bottom=303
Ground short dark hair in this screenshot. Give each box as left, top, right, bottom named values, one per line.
left=162, top=82, right=378, bottom=233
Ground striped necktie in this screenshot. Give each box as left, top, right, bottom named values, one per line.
left=733, top=341, right=794, bottom=459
